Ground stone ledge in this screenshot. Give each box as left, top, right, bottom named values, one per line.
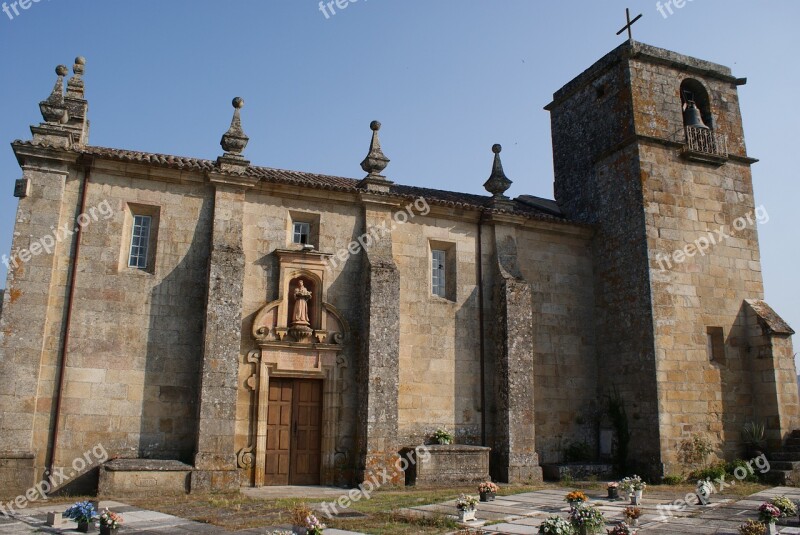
left=404, top=445, right=491, bottom=487
left=103, top=459, right=194, bottom=472
left=99, top=460, right=193, bottom=497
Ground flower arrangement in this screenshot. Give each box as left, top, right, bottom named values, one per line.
left=758, top=502, right=781, bottom=524
left=568, top=503, right=605, bottom=533
left=64, top=501, right=97, bottom=525
left=456, top=494, right=478, bottom=511
left=537, top=515, right=575, bottom=535
left=432, top=428, right=454, bottom=445
left=770, top=495, right=798, bottom=518
left=98, top=509, right=123, bottom=529
left=623, top=506, right=641, bottom=520
left=738, top=519, right=767, bottom=535
left=305, top=514, right=325, bottom=535
left=607, top=482, right=619, bottom=489
left=479, top=481, right=499, bottom=494
left=607, top=522, right=636, bottom=535
left=620, top=475, right=646, bottom=493
left=290, top=503, right=314, bottom=527
left=565, top=490, right=589, bottom=504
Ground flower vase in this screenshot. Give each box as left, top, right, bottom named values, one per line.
left=437, top=438, right=451, bottom=445
left=458, top=508, right=476, bottom=522
left=292, top=526, right=307, bottom=535
left=630, top=490, right=643, bottom=505
left=607, top=488, right=619, bottom=500
left=767, top=523, right=778, bottom=535
left=480, top=491, right=495, bottom=502
left=99, top=527, right=117, bottom=535
left=77, top=521, right=96, bottom=533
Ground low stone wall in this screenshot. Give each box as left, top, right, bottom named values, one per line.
left=404, top=445, right=490, bottom=487
left=542, top=463, right=614, bottom=482
left=98, top=459, right=192, bottom=497
left=0, top=451, right=35, bottom=498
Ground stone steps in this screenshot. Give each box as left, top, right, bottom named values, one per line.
left=766, top=430, right=800, bottom=486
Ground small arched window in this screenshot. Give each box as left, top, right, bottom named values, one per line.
left=680, top=79, right=713, bottom=129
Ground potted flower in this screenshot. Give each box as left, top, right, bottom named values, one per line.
left=607, top=482, right=620, bottom=500
left=771, top=495, right=797, bottom=525
left=739, top=519, right=767, bottom=535
left=696, top=479, right=714, bottom=505
left=432, top=428, right=454, bottom=445
left=607, top=522, right=637, bottom=535
left=758, top=502, right=781, bottom=535
left=565, top=490, right=589, bottom=509
left=64, top=501, right=97, bottom=533
left=568, top=503, right=606, bottom=535
left=455, top=494, right=478, bottom=522
left=98, top=509, right=123, bottom=535
left=623, top=506, right=641, bottom=527
left=620, top=476, right=646, bottom=505
left=305, top=515, right=325, bottom=535
left=538, top=515, right=575, bottom=534
left=479, top=481, right=499, bottom=502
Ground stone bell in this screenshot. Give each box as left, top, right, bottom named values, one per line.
left=683, top=101, right=709, bottom=129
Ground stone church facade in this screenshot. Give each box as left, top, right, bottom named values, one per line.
left=1, top=41, right=797, bottom=495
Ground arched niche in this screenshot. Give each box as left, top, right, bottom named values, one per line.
left=680, top=78, right=714, bottom=129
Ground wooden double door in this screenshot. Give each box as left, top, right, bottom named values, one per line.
left=264, top=378, right=323, bottom=486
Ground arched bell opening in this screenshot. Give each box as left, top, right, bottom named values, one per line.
left=680, top=78, right=714, bottom=130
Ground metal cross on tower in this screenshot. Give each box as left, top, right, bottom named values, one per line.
left=616, top=8, right=643, bottom=40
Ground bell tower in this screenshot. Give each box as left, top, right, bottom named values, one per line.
left=547, top=41, right=798, bottom=476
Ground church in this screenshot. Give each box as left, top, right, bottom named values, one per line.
left=1, top=39, right=797, bottom=496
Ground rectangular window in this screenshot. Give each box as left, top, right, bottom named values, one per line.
left=128, top=215, right=152, bottom=269
left=432, top=249, right=446, bottom=298
left=707, top=326, right=725, bottom=364
left=293, top=222, right=311, bottom=245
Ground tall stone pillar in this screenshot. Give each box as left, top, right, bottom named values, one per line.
left=192, top=98, right=254, bottom=491
left=0, top=62, right=88, bottom=496
left=355, top=122, right=403, bottom=485
left=490, top=223, right=543, bottom=483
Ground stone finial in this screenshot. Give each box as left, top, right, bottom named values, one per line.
left=66, top=56, right=86, bottom=99
left=220, top=97, right=249, bottom=156
left=39, top=65, right=69, bottom=124
left=483, top=144, right=512, bottom=199
left=360, top=120, right=390, bottom=178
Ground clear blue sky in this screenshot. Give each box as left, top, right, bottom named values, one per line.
left=1, top=1, right=798, bottom=361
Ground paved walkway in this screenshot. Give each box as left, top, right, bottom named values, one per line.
left=3, top=487, right=800, bottom=534
left=401, top=486, right=800, bottom=534
left=0, top=499, right=361, bottom=534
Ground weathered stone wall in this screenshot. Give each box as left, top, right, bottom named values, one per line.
left=0, top=156, right=77, bottom=495
left=393, top=214, right=482, bottom=447
left=55, top=168, right=212, bottom=471
left=516, top=224, right=596, bottom=465
left=549, top=43, right=663, bottom=473
left=629, top=52, right=774, bottom=472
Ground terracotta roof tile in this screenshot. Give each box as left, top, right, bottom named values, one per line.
left=12, top=140, right=579, bottom=225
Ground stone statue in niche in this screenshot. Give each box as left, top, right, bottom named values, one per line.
left=292, top=280, right=312, bottom=325
left=289, top=279, right=314, bottom=343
